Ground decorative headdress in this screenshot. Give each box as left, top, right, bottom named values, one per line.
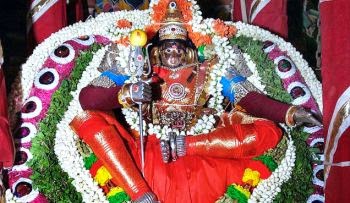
left=158, top=1, right=187, bottom=41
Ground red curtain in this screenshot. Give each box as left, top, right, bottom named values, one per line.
left=27, top=0, right=85, bottom=52
left=28, top=0, right=67, bottom=50
left=0, top=69, right=14, bottom=168
left=232, top=0, right=288, bottom=38
left=321, top=0, right=350, bottom=202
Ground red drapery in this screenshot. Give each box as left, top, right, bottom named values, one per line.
left=0, top=68, right=14, bottom=168
left=321, top=0, right=350, bottom=202
left=232, top=0, right=288, bottom=38
left=27, top=0, right=85, bottom=51
left=28, top=0, right=67, bottom=50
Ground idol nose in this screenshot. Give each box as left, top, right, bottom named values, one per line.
left=170, top=50, right=177, bottom=57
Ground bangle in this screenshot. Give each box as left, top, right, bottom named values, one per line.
left=117, top=84, right=133, bottom=108
left=285, top=105, right=298, bottom=127
left=234, top=104, right=247, bottom=113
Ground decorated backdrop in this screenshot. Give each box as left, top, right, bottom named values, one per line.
left=4, top=0, right=323, bottom=202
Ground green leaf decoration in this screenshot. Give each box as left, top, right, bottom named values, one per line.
left=230, top=36, right=292, bottom=103
left=84, top=153, right=98, bottom=170
left=107, top=192, right=130, bottom=203
left=28, top=44, right=102, bottom=202
left=254, top=155, right=278, bottom=171
left=273, top=128, right=314, bottom=203
left=229, top=36, right=315, bottom=202
left=226, top=185, right=248, bottom=203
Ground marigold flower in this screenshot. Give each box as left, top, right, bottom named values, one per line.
left=116, top=19, right=132, bottom=29
left=213, top=19, right=237, bottom=38
left=94, top=166, right=112, bottom=186
left=151, top=0, right=169, bottom=22
left=114, top=36, right=130, bottom=46
left=177, top=0, right=192, bottom=22
left=145, top=25, right=160, bottom=40
left=187, top=28, right=212, bottom=47
left=242, top=168, right=261, bottom=187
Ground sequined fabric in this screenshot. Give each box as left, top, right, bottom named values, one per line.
left=70, top=111, right=151, bottom=200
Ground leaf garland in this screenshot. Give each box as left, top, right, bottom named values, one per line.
left=28, top=44, right=102, bottom=202
left=230, top=36, right=292, bottom=103
left=273, top=128, right=314, bottom=203
left=229, top=36, right=314, bottom=202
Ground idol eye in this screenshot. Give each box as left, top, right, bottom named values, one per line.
left=177, top=49, right=184, bottom=54
left=165, top=48, right=172, bottom=53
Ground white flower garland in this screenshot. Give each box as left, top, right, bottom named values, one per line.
left=54, top=47, right=108, bottom=203
left=121, top=34, right=239, bottom=139
left=8, top=0, right=317, bottom=201
left=233, top=22, right=323, bottom=111
left=249, top=132, right=296, bottom=202
left=107, top=10, right=151, bottom=41
left=243, top=53, right=266, bottom=93
left=207, top=36, right=236, bottom=111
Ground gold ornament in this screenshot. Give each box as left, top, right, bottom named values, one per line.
left=159, top=1, right=187, bottom=41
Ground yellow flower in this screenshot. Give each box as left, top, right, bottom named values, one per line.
left=107, top=187, right=125, bottom=198
left=129, top=29, right=148, bottom=47
left=94, top=166, right=112, bottom=186
left=242, top=168, right=261, bottom=187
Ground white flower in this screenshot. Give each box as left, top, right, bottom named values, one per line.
left=8, top=1, right=319, bottom=201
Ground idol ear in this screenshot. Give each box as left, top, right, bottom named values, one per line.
left=150, top=47, right=161, bottom=66
left=186, top=47, right=198, bottom=64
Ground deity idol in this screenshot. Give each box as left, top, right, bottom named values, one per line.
left=68, top=2, right=321, bottom=203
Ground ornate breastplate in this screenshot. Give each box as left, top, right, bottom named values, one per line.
left=152, top=64, right=208, bottom=130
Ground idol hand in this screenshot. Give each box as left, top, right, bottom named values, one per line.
left=293, top=107, right=323, bottom=127
left=128, top=81, right=152, bottom=103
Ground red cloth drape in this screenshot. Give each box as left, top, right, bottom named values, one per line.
left=0, top=69, right=14, bottom=168
left=321, top=1, right=350, bottom=202
left=71, top=111, right=280, bottom=202
left=232, top=0, right=288, bottom=38
left=27, top=0, right=85, bottom=52
left=28, top=0, right=67, bottom=50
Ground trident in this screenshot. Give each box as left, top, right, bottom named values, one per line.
left=129, top=30, right=152, bottom=176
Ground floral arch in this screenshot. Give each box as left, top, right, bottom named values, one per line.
left=5, top=0, right=323, bottom=202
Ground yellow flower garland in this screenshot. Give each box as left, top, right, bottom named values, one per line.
left=107, top=187, right=125, bottom=198
left=94, top=166, right=112, bottom=186
left=233, top=184, right=251, bottom=199
left=242, top=168, right=261, bottom=187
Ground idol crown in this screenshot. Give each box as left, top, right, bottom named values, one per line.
left=159, top=1, right=187, bottom=41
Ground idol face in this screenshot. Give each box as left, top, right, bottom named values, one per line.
left=159, top=41, right=187, bottom=69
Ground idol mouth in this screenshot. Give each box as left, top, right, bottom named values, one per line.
left=168, top=57, right=181, bottom=67
left=169, top=57, right=178, bottom=64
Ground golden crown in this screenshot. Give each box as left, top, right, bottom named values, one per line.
left=159, top=1, right=187, bottom=41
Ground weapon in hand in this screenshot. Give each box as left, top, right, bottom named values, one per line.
left=129, top=29, right=150, bottom=177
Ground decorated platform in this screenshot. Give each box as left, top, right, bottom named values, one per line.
left=5, top=0, right=323, bottom=202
